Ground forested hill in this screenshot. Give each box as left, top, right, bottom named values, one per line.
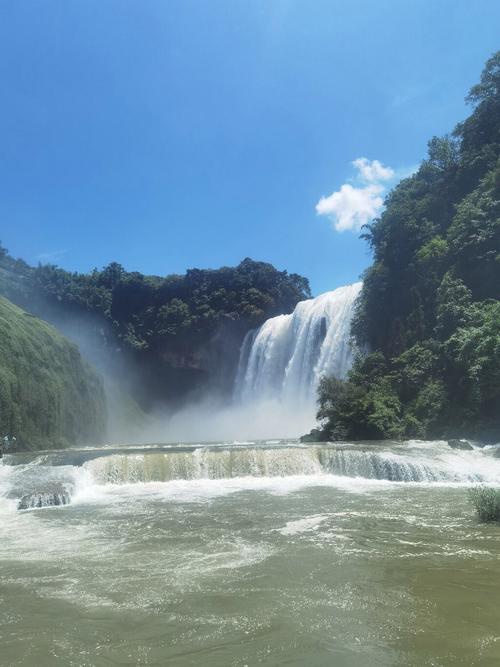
left=0, top=253, right=310, bottom=407
left=0, top=296, right=106, bottom=450
left=317, top=52, right=500, bottom=442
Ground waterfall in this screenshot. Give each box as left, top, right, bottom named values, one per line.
left=6, top=442, right=500, bottom=511
left=234, top=283, right=362, bottom=412
left=81, top=444, right=497, bottom=486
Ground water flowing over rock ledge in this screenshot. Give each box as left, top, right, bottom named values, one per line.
left=3, top=440, right=500, bottom=511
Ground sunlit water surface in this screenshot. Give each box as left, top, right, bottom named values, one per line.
left=2, top=439, right=500, bottom=666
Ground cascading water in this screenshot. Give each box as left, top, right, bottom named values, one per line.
left=234, top=283, right=362, bottom=419
left=80, top=443, right=498, bottom=486
left=3, top=441, right=500, bottom=512
left=3, top=441, right=500, bottom=664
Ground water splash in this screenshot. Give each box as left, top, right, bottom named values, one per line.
left=81, top=443, right=500, bottom=486
left=234, top=283, right=362, bottom=414
left=4, top=441, right=500, bottom=512
left=17, top=485, right=72, bottom=510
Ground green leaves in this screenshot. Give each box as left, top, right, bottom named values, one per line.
left=0, top=297, right=106, bottom=449
left=415, top=236, right=448, bottom=264
left=448, top=164, right=500, bottom=299
left=317, top=359, right=403, bottom=441
left=324, top=53, right=500, bottom=442
left=0, top=250, right=312, bottom=412
left=435, top=272, right=473, bottom=340
left=466, top=52, right=500, bottom=106
left=469, top=486, right=500, bottom=523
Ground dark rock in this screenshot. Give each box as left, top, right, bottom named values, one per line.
left=300, top=428, right=330, bottom=443
left=447, top=439, right=473, bottom=450
left=17, top=482, right=72, bottom=510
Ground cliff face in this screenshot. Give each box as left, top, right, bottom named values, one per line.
left=0, top=296, right=107, bottom=450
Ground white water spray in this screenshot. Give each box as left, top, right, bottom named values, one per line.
left=4, top=441, right=500, bottom=513
left=234, top=283, right=362, bottom=427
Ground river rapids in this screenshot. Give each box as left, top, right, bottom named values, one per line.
left=2, top=439, right=500, bottom=665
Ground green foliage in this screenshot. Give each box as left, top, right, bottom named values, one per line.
left=448, top=164, right=500, bottom=299
left=435, top=272, right=473, bottom=339
left=466, top=52, right=500, bottom=105
left=0, top=297, right=106, bottom=450
left=469, top=486, right=500, bottom=523
left=319, top=53, right=500, bottom=442
left=0, top=250, right=310, bottom=409
left=415, top=236, right=448, bottom=264
left=443, top=300, right=500, bottom=434
left=0, top=255, right=310, bottom=356
left=299, top=428, right=330, bottom=443
left=317, top=358, right=403, bottom=441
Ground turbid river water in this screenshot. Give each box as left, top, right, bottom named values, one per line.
left=2, top=439, right=500, bottom=666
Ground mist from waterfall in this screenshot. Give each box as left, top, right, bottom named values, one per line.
left=234, top=282, right=362, bottom=430
left=77, top=282, right=363, bottom=443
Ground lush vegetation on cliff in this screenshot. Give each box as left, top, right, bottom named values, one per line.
left=0, top=296, right=106, bottom=450
left=0, top=251, right=310, bottom=407
left=0, top=253, right=309, bottom=352
left=317, top=52, right=500, bottom=442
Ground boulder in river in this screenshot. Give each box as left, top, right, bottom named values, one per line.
left=447, top=439, right=473, bottom=451
left=17, top=482, right=72, bottom=510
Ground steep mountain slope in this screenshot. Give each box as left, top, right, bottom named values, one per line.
left=317, top=52, right=500, bottom=442
left=0, top=296, right=106, bottom=450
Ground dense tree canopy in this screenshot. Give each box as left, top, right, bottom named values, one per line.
left=318, top=52, right=500, bottom=442
left=0, top=254, right=309, bottom=353
left=0, top=251, right=310, bottom=406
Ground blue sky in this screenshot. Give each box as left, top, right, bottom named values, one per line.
left=1, top=1, right=499, bottom=295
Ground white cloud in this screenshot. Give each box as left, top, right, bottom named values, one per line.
left=352, top=157, right=394, bottom=183
left=316, top=182, right=385, bottom=232
left=315, top=157, right=394, bottom=232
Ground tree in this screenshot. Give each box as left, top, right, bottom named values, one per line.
left=435, top=272, right=473, bottom=340
left=466, top=52, right=500, bottom=105
left=316, top=52, right=500, bottom=442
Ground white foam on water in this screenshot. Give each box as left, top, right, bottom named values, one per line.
left=76, top=442, right=500, bottom=489
left=4, top=441, right=500, bottom=516
left=278, top=514, right=330, bottom=535
left=71, top=471, right=500, bottom=511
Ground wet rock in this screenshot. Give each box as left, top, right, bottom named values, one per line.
left=447, top=439, right=473, bottom=450
left=17, top=483, right=71, bottom=510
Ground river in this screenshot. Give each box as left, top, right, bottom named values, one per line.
left=1, top=439, right=500, bottom=665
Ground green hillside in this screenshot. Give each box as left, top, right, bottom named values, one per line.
left=0, top=296, right=106, bottom=450
left=0, top=250, right=310, bottom=408
left=316, top=52, right=500, bottom=442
